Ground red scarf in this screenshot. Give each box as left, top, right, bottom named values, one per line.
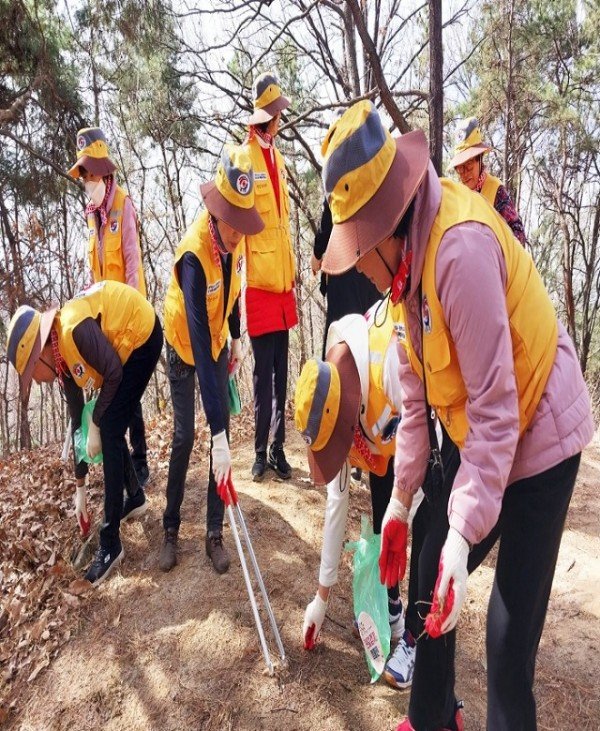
left=247, top=125, right=273, bottom=147
left=208, top=215, right=227, bottom=267
left=84, top=174, right=114, bottom=228
left=352, top=425, right=378, bottom=472
left=50, top=328, right=68, bottom=386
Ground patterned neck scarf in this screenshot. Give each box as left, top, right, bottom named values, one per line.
left=208, top=215, right=228, bottom=267
left=84, top=174, right=114, bottom=228
left=352, top=424, right=378, bottom=472
left=475, top=166, right=487, bottom=193
left=50, top=327, right=68, bottom=386
left=247, top=125, right=273, bottom=147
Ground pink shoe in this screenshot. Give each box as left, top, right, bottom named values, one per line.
left=394, top=706, right=464, bottom=731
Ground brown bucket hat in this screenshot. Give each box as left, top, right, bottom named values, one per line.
left=320, top=101, right=429, bottom=276
left=200, top=144, right=264, bottom=236
left=449, top=117, right=492, bottom=169
left=294, top=343, right=361, bottom=485
left=247, top=72, right=290, bottom=126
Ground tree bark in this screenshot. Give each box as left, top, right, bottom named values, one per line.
left=428, top=0, right=443, bottom=174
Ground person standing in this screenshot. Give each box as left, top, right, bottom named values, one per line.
left=6, top=281, right=163, bottom=586
left=450, top=117, right=527, bottom=246
left=320, top=101, right=593, bottom=731
left=67, top=127, right=151, bottom=488
left=244, top=72, right=298, bottom=482
left=160, top=145, right=264, bottom=575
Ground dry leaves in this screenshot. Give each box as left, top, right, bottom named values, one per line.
left=0, top=446, right=103, bottom=718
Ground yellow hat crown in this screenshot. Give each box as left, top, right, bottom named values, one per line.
left=75, top=127, right=111, bottom=161
left=6, top=305, right=41, bottom=376
left=294, top=359, right=341, bottom=451
left=454, top=117, right=485, bottom=154
left=321, top=101, right=396, bottom=225
left=215, top=144, right=255, bottom=210
left=253, top=72, right=283, bottom=110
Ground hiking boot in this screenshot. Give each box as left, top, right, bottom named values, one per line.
left=159, top=527, right=178, bottom=572
left=121, top=490, right=147, bottom=522
left=84, top=543, right=124, bottom=587
left=395, top=703, right=464, bottom=731
left=383, top=629, right=416, bottom=690
left=252, top=451, right=267, bottom=482
left=268, top=443, right=292, bottom=479
left=206, top=531, right=230, bottom=574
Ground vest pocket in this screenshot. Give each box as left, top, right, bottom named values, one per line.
left=424, top=329, right=465, bottom=406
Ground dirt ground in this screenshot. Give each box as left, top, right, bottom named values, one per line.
left=2, top=412, right=599, bottom=731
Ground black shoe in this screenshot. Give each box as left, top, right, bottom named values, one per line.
left=252, top=451, right=267, bottom=482
left=121, top=490, right=147, bottom=522
left=84, top=544, right=124, bottom=586
left=159, top=528, right=178, bottom=572
left=134, top=463, right=150, bottom=490
left=268, top=443, right=292, bottom=479
left=350, top=467, right=362, bottom=485
left=205, top=531, right=231, bottom=574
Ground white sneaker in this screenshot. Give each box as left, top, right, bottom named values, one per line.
left=382, top=629, right=416, bottom=690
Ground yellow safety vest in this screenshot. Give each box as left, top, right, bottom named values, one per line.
left=244, top=138, right=296, bottom=293
left=480, top=173, right=502, bottom=208
left=163, top=210, right=244, bottom=363
left=55, top=280, right=156, bottom=390
left=87, top=185, right=147, bottom=298
left=349, top=303, right=404, bottom=476
left=401, top=179, right=557, bottom=448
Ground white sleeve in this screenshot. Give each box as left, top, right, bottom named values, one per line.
left=318, top=460, right=351, bottom=587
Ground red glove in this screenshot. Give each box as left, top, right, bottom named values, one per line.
left=217, top=473, right=238, bottom=507
left=378, top=497, right=409, bottom=587
left=424, top=558, right=455, bottom=638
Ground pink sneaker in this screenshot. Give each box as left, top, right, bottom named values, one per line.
left=394, top=706, right=464, bottom=731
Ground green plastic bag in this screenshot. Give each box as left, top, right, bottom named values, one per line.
left=228, top=376, right=241, bottom=416
left=73, top=398, right=103, bottom=465
left=345, top=515, right=391, bottom=682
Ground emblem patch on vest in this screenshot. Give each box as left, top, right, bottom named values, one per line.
left=88, top=227, right=95, bottom=238
left=77, top=135, right=86, bottom=150
left=236, top=255, right=244, bottom=274
left=394, top=322, right=406, bottom=341
left=73, top=362, right=85, bottom=379
left=109, top=220, right=119, bottom=234
left=207, top=280, right=221, bottom=296
left=422, top=295, right=432, bottom=334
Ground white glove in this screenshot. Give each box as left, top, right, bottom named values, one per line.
left=303, top=593, right=328, bottom=649
left=74, top=484, right=91, bottom=537
left=229, top=338, right=242, bottom=376
left=437, top=527, right=470, bottom=633
left=211, top=430, right=231, bottom=486
left=86, top=420, right=102, bottom=459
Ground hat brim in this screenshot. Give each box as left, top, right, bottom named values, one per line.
left=20, top=307, right=58, bottom=399
left=449, top=144, right=491, bottom=169
left=200, top=181, right=265, bottom=236
left=308, top=342, right=361, bottom=485
left=247, top=95, right=290, bottom=126
left=321, top=130, right=430, bottom=276
left=67, top=155, right=117, bottom=179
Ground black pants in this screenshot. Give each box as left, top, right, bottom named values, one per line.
left=163, top=345, right=229, bottom=534
left=250, top=330, right=288, bottom=453
left=98, top=317, right=163, bottom=550
left=408, top=441, right=580, bottom=731
left=370, top=459, right=401, bottom=604
left=128, top=401, right=147, bottom=472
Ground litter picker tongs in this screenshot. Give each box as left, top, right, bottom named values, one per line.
left=218, top=474, right=287, bottom=675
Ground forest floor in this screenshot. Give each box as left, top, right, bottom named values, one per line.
left=1, top=409, right=599, bottom=730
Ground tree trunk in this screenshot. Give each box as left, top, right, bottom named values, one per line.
left=428, top=0, right=443, bottom=174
